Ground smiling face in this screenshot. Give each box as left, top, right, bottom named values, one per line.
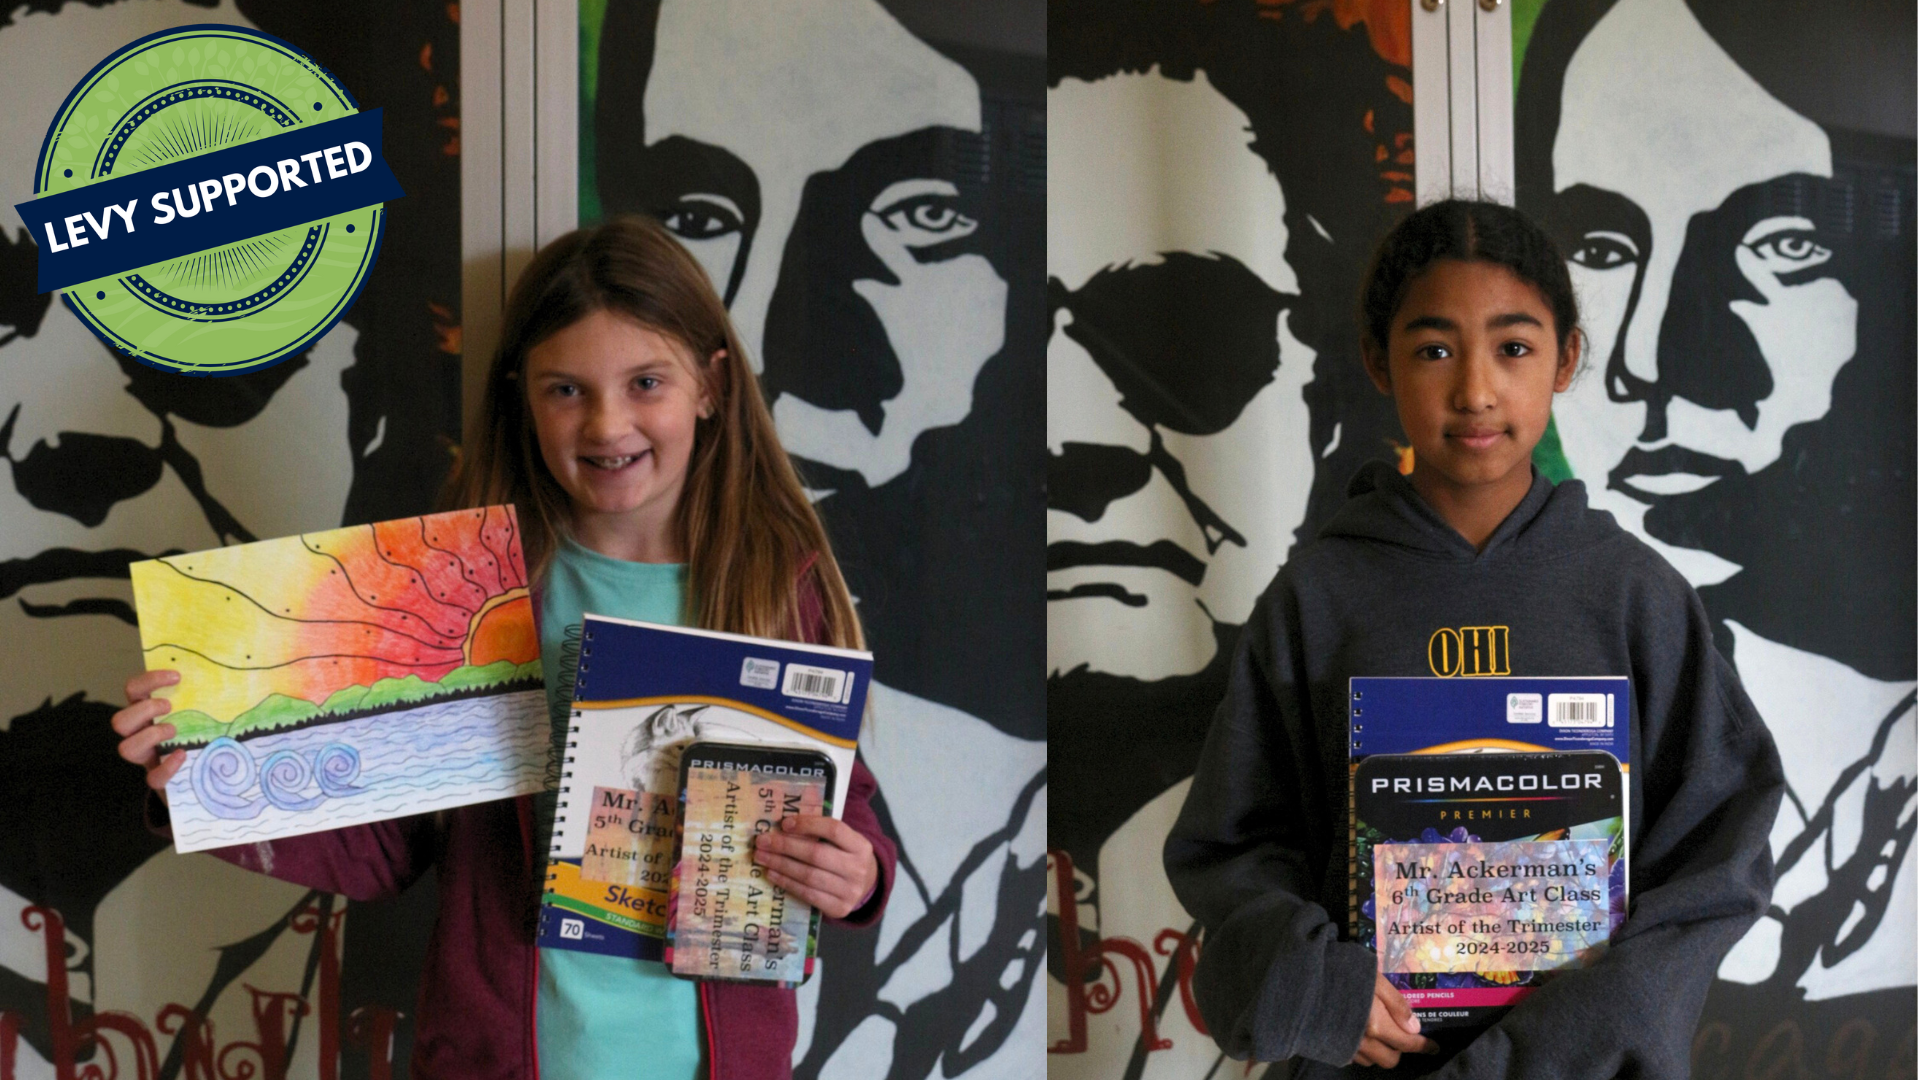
left=603, top=0, right=1000, bottom=489
left=0, top=0, right=357, bottom=726
left=525, top=310, right=712, bottom=561
left=1545, top=0, right=1848, bottom=585
left=1366, top=260, right=1578, bottom=530
left=1047, top=69, right=1316, bottom=682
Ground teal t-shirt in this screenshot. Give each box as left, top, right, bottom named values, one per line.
left=537, top=535, right=701, bottom=1080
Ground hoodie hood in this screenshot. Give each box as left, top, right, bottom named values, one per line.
left=1320, top=459, right=1616, bottom=563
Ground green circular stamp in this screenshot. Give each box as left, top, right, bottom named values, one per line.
left=27, top=24, right=394, bottom=376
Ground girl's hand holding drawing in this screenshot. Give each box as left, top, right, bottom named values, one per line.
left=113, top=669, right=185, bottom=795
left=753, top=814, right=878, bottom=919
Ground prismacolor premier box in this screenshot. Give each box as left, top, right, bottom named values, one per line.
left=1348, top=677, right=1631, bottom=1031
left=666, top=742, right=835, bottom=987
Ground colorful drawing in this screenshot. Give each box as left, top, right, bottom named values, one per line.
left=132, top=506, right=551, bottom=853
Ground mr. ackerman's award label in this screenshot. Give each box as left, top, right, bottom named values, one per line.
left=581, top=786, right=676, bottom=890
left=1373, top=839, right=1610, bottom=974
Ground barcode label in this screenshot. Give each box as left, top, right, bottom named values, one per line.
left=782, top=663, right=846, bottom=703
left=1548, top=693, right=1610, bottom=728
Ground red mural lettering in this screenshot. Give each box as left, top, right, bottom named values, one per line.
left=1746, top=1020, right=1805, bottom=1080
left=215, top=986, right=310, bottom=1080
left=1047, top=849, right=1170, bottom=1054
left=1, top=1011, right=20, bottom=1080
left=20, top=905, right=159, bottom=1080
left=1692, top=1021, right=1733, bottom=1080
left=346, top=1006, right=404, bottom=1080
left=0, top=900, right=396, bottom=1080
left=1826, top=1018, right=1875, bottom=1080
left=291, top=902, right=345, bottom=1080
left=1152, top=928, right=1208, bottom=1037
left=1889, top=1022, right=1916, bottom=1080
left=154, top=1006, right=217, bottom=1080
left=1085, top=938, right=1170, bottom=1053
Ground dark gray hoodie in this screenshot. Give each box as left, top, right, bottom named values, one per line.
left=1163, top=461, right=1784, bottom=1078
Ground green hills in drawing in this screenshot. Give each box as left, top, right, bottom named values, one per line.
left=164, top=659, right=544, bottom=748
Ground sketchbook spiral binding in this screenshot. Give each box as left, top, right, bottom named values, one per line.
left=536, top=624, right=586, bottom=942
left=528, top=621, right=585, bottom=923
left=547, top=624, right=591, bottom=868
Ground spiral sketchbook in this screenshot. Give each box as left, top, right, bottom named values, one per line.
left=536, top=615, right=871, bottom=961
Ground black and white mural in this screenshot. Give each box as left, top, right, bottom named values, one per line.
left=585, top=2, right=1046, bottom=1077
left=1046, top=2, right=1411, bottom=1076
left=1517, top=0, right=1916, bottom=1071
left=0, top=1, right=460, bottom=1076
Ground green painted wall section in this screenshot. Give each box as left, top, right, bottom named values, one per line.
left=1512, top=0, right=1548, bottom=91
left=578, top=0, right=608, bottom=226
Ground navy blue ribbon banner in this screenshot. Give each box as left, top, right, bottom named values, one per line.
left=15, top=109, right=403, bottom=294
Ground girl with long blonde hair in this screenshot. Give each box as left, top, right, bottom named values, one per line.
left=115, top=215, right=893, bottom=1080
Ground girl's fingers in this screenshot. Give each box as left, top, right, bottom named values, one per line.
left=756, top=830, right=863, bottom=883
left=753, top=817, right=877, bottom=918
left=1379, top=978, right=1420, bottom=1035
left=1364, top=1037, right=1405, bottom=1067
left=149, top=749, right=186, bottom=792
left=1367, top=1009, right=1431, bottom=1054
left=754, top=850, right=862, bottom=916
left=778, top=814, right=869, bottom=856
left=759, top=869, right=829, bottom=913
left=758, top=863, right=857, bottom=918
left=125, top=669, right=180, bottom=704
left=111, top=695, right=172, bottom=738
left=753, top=847, right=839, bottom=894
left=118, top=721, right=178, bottom=766
left=113, top=669, right=185, bottom=798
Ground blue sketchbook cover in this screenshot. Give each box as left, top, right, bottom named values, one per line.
left=537, top=616, right=871, bottom=960
left=1349, top=677, right=1631, bottom=1030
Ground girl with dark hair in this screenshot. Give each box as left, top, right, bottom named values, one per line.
left=1163, top=199, right=1784, bottom=1075
left=110, top=215, right=894, bottom=1080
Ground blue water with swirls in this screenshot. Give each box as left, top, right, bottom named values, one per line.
left=166, top=690, right=550, bottom=852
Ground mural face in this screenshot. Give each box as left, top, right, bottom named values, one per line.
left=627, top=0, right=999, bottom=490
left=592, top=3, right=1048, bottom=1078
left=1048, top=69, right=1315, bottom=683
left=1520, top=0, right=1916, bottom=1067
left=1045, top=64, right=1320, bottom=1080
left=0, top=5, right=354, bottom=1058
left=1546, top=0, right=1847, bottom=587
left=1046, top=2, right=1415, bottom=1076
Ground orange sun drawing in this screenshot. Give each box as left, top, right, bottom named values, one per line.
left=131, top=506, right=541, bottom=729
